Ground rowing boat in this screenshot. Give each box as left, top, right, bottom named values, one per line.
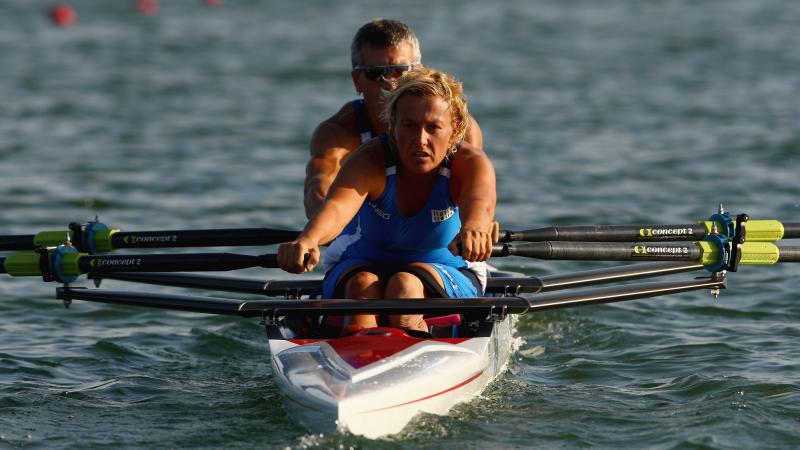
left=3, top=210, right=800, bottom=438
left=268, top=309, right=517, bottom=437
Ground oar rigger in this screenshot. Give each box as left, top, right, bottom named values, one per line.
left=67, top=219, right=116, bottom=254
left=702, top=211, right=749, bottom=273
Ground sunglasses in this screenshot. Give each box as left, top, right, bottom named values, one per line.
left=354, top=62, right=420, bottom=82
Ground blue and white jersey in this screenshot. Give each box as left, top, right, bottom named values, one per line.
left=320, top=99, right=374, bottom=272
left=321, top=133, right=487, bottom=299
left=340, top=137, right=464, bottom=267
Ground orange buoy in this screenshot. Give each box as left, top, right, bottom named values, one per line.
left=50, top=3, right=77, bottom=27
left=204, top=0, right=223, bottom=5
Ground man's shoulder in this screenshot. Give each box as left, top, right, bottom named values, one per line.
left=310, top=101, right=363, bottom=154
left=453, top=140, right=491, bottom=164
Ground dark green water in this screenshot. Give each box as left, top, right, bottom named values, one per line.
left=1, top=1, right=799, bottom=448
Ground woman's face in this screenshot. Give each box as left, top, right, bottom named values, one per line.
left=392, top=94, right=454, bottom=175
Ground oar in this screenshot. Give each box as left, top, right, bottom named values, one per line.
left=500, top=220, right=800, bottom=243
left=491, top=241, right=800, bottom=266
left=4, top=216, right=797, bottom=253
left=0, top=249, right=279, bottom=282
left=0, top=225, right=300, bottom=252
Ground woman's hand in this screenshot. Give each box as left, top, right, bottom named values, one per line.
left=448, top=221, right=498, bottom=262
left=278, top=236, right=320, bottom=273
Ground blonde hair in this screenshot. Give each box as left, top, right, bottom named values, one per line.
left=380, top=67, right=469, bottom=157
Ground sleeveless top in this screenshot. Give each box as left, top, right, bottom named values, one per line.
left=320, top=99, right=374, bottom=271
left=338, top=133, right=467, bottom=269
left=352, top=98, right=373, bottom=144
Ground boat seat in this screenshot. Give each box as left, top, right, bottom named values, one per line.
left=425, top=314, right=462, bottom=338
left=423, top=313, right=462, bottom=327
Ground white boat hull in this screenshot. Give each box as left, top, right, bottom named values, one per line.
left=267, top=317, right=516, bottom=438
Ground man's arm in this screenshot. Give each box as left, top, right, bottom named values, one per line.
left=463, top=115, right=483, bottom=149
left=281, top=143, right=384, bottom=273
left=304, top=119, right=360, bottom=219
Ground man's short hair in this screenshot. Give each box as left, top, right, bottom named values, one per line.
left=350, top=19, right=421, bottom=67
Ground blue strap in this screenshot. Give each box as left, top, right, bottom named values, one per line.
left=352, top=99, right=373, bottom=143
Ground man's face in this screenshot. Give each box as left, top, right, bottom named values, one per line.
left=352, top=43, right=420, bottom=124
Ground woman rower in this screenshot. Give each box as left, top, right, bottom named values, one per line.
left=278, top=67, right=496, bottom=333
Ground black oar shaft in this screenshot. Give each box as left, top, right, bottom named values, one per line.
left=783, top=223, right=800, bottom=240
left=77, top=253, right=279, bottom=273
left=2, top=251, right=279, bottom=278
left=501, top=221, right=800, bottom=243
left=109, top=228, right=299, bottom=249
left=0, top=235, right=38, bottom=251
left=493, top=242, right=701, bottom=261
left=779, top=246, right=800, bottom=262
left=0, top=227, right=300, bottom=252
left=501, top=225, right=707, bottom=243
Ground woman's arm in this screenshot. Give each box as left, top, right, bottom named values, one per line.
left=279, top=142, right=384, bottom=273
left=449, top=143, right=497, bottom=262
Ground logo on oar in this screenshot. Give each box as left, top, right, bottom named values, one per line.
left=632, top=245, right=690, bottom=256
left=639, top=228, right=693, bottom=238
left=89, top=258, right=143, bottom=268
left=123, top=235, right=177, bottom=244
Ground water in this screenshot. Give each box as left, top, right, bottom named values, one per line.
left=1, top=0, right=799, bottom=448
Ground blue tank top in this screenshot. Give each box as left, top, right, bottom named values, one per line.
left=352, top=98, right=373, bottom=144
left=338, top=99, right=373, bottom=236
left=341, top=134, right=467, bottom=268
left=320, top=99, right=374, bottom=271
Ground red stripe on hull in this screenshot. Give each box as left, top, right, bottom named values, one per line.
left=362, top=370, right=484, bottom=413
